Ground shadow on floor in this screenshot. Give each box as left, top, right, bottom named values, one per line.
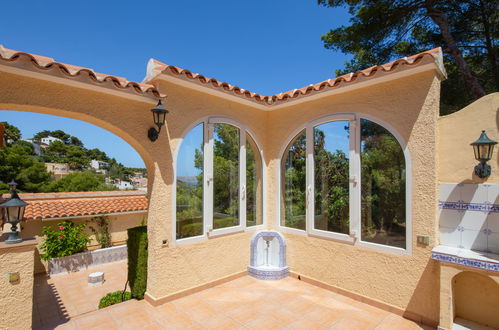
left=32, top=273, right=70, bottom=329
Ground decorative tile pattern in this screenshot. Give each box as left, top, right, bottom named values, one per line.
left=431, top=252, right=499, bottom=273
left=439, top=201, right=499, bottom=213
left=247, top=266, right=289, bottom=280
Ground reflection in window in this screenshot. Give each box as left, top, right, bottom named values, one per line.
left=314, top=121, right=349, bottom=234
left=281, top=130, right=306, bottom=230
left=176, top=123, right=204, bottom=239
left=246, top=134, right=263, bottom=227
left=213, top=124, right=240, bottom=229
left=361, top=119, right=406, bottom=248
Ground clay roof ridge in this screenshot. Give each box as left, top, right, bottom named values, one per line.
left=145, top=47, right=446, bottom=106
left=0, top=45, right=165, bottom=99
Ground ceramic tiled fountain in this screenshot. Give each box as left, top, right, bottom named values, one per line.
left=248, top=231, right=289, bottom=280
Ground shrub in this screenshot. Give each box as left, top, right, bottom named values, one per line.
left=87, top=215, right=112, bottom=248
left=98, top=291, right=132, bottom=309
left=40, top=220, right=90, bottom=261
left=127, top=226, right=148, bottom=299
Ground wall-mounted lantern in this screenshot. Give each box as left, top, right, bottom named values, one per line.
left=0, top=181, right=28, bottom=244
left=470, top=130, right=497, bottom=178
left=148, top=100, right=169, bottom=142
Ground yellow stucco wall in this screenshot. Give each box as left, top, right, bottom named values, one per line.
left=439, top=263, right=499, bottom=330
left=438, top=93, right=499, bottom=184
left=0, top=238, right=37, bottom=330
left=0, top=63, right=444, bottom=324
left=20, top=213, right=146, bottom=274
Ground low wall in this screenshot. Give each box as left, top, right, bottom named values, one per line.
left=48, top=245, right=127, bottom=275
left=21, top=212, right=145, bottom=274
left=0, top=236, right=37, bottom=330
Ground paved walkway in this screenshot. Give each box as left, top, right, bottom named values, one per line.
left=36, top=274, right=433, bottom=329
left=33, top=261, right=128, bottom=329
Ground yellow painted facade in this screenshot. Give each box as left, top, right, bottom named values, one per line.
left=0, top=49, right=498, bottom=328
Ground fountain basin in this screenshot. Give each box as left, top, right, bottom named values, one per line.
left=248, top=231, right=289, bottom=280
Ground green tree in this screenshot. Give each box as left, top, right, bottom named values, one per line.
left=64, top=145, right=89, bottom=170
left=45, top=171, right=114, bottom=192
left=318, top=0, right=498, bottom=114
left=0, top=142, right=52, bottom=192
left=1, top=122, right=21, bottom=143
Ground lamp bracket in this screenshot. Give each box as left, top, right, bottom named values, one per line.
left=148, top=127, right=159, bottom=142
left=474, top=162, right=492, bottom=179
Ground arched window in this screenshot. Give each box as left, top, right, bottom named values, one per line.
left=176, top=118, right=264, bottom=243
left=280, top=115, right=409, bottom=253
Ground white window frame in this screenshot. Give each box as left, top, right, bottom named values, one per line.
left=277, top=113, right=412, bottom=255
left=173, top=117, right=265, bottom=246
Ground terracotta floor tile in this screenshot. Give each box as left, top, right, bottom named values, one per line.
left=36, top=274, right=428, bottom=330
left=375, top=314, right=424, bottom=330
left=287, top=317, right=328, bottom=330
left=225, top=304, right=261, bottom=324
left=245, top=315, right=283, bottom=330
left=264, top=307, right=300, bottom=325
left=303, top=305, right=345, bottom=326
left=201, top=314, right=242, bottom=330
left=182, top=302, right=219, bottom=323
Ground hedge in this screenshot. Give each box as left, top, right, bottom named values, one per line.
left=127, top=226, right=148, bottom=300
left=98, top=291, right=132, bottom=309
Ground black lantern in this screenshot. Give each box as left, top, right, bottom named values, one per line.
left=148, top=100, right=169, bottom=142
left=470, top=130, right=497, bottom=178
left=0, top=181, right=28, bottom=244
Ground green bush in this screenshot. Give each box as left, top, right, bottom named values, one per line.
left=40, top=220, right=90, bottom=261
left=127, top=226, right=148, bottom=300
left=98, top=291, right=132, bottom=309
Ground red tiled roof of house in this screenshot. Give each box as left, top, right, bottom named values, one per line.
left=0, top=45, right=165, bottom=100
left=145, top=47, right=446, bottom=107
left=14, top=191, right=148, bottom=221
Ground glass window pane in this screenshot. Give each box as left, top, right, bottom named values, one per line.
left=281, top=130, right=306, bottom=230
left=176, top=123, right=204, bottom=239
left=314, top=121, right=350, bottom=234
left=246, top=134, right=263, bottom=227
left=213, top=123, right=240, bottom=229
left=360, top=119, right=406, bottom=248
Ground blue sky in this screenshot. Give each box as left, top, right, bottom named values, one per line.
left=0, top=1, right=352, bottom=168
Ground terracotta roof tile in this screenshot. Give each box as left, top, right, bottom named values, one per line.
left=0, top=45, right=165, bottom=99
left=16, top=191, right=148, bottom=221
left=145, top=47, right=446, bottom=107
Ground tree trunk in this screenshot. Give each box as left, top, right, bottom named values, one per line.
left=427, top=7, right=486, bottom=99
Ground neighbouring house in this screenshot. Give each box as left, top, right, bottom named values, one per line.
left=19, top=190, right=148, bottom=274
left=89, top=159, right=110, bottom=174
left=44, top=162, right=71, bottom=179
left=40, top=135, right=62, bottom=145
left=21, top=138, right=42, bottom=155
left=0, top=45, right=498, bottom=330
left=117, top=180, right=133, bottom=190
left=131, top=176, right=147, bottom=191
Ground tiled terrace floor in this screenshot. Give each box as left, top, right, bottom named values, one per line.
left=33, top=261, right=128, bottom=329
left=35, top=269, right=433, bottom=330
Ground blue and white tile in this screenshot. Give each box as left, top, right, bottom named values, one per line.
left=439, top=209, right=462, bottom=229
left=439, top=227, right=461, bottom=248
left=487, top=184, right=499, bottom=204
left=439, top=184, right=460, bottom=203
left=486, top=212, right=499, bottom=234
left=460, top=211, right=488, bottom=231
left=487, top=232, right=499, bottom=254
left=461, top=228, right=487, bottom=252
left=460, top=184, right=487, bottom=204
